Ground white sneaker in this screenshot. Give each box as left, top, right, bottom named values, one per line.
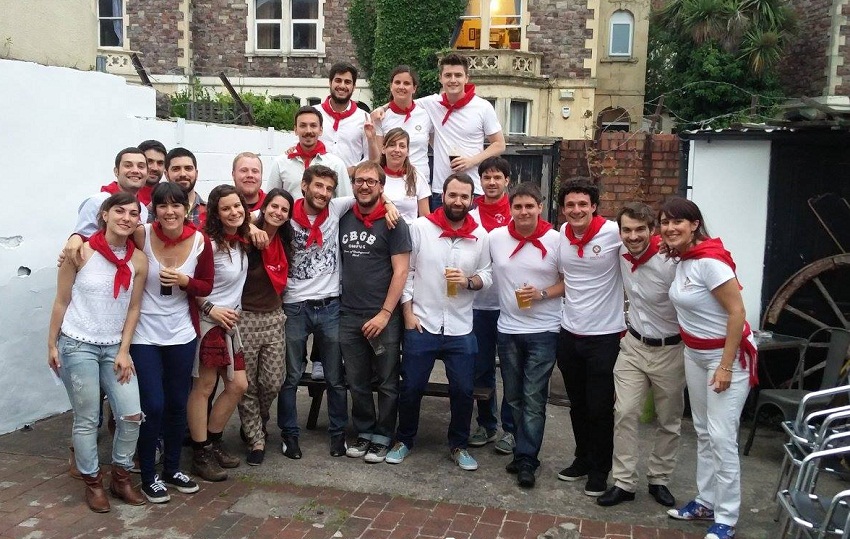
left=311, top=362, right=325, bottom=381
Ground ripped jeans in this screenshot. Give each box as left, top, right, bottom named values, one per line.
left=58, top=334, right=142, bottom=476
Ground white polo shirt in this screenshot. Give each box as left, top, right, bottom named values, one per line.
left=619, top=244, right=679, bottom=339
left=74, top=191, right=149, bottom=238
left=418, top=94, right=502, bottom=195
left=376, top=104, right=434, bottom=183
left=402, top=217, right=492, bottom=336
left=265, top=152, right=352, bottom=200
left=490, top=226, right=562, bottom=334
left=318, top=103, right=371, bottom=168
left=557, top=219, right=626, bottom=335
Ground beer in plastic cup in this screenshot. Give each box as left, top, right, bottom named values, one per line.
left=445, top=267, right=459, bottom=297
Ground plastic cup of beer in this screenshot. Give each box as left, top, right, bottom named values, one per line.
left=445, top=267, right=459, bottom=297
left=515, top=283, right=532, bottom=309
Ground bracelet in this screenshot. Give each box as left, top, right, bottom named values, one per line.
left=202, top=301, right=214, bottom=316
left=718, top=364, right=734, bottom=373
left=380, top=307, right=392, bottom=315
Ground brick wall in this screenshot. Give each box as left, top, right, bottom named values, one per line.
left=527, top=0, right=593, bottom=79
left=835, top=2, right=850, bottom=95
left=778, top=0, right=832, bottom=97
left=128, top=0, right=185, bottom=74
left=558, top=132, right=681, bottom=219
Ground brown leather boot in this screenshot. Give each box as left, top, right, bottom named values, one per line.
left=210, top=439, right=241, bottom=469
left=69, top=447, right=82, bottom=480
left=109, top=466, right=145, bottom=506
left=191, top=446, right=227, bottom=482
left=81, top=471, right=110, bottom=513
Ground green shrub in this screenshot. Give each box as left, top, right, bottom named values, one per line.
left=169, top=85, right=298, bottom=131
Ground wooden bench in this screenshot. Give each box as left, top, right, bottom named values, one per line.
left=298, top=373, right=494, bottom=430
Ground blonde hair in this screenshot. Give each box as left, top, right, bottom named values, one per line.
left=232, top=151, right=262, bottom=172
left=380, top=128, right=417, bottom=197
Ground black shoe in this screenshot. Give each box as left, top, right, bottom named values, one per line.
left=246, top=448, right=265, bottom=466
left=557, top=460, right=589, bottom=482
left=648, top=484, right=676, bottom=507
left=597, top=486, right=635, bottom=506
left=517, top=466, right=536, bottom=489
left=281, top=435, right=302, bottom=459
left=584, top=474, right=607, bottom=497
left=162, top=470, right=199, bottom=494
left=505, top=460, right=519, bottom=474
left=330, top=434, right=347, bottom=457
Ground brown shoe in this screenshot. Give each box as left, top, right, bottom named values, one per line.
left=69, top=447, right=82, bottom=480
left=191, top=446, right=227, bottom=482
left=109, top=466, right=145, bottom=506
left=81, top=471, right=110, bottom=513
left=211, top=440, right=240, bottom=469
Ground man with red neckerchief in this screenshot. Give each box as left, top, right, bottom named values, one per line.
left=597, top=202, right=684, bottom=509
left=317, top=62, right=379, bottom=176
left=101, top=140, right=166, bottom=207
left=467, top=156, right=516, bottom=454
left=161, top=147, right=206, bottom=228
left=555, top=178, right=626, bottom=498
left=266, top=106, right=352, bottom=200
left=232, top=152, right=267, bottom=212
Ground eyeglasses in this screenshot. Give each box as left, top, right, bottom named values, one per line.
left=353, top=178, right=379, bottom=187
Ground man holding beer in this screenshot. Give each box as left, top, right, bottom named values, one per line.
left=387, top=173, right=492, bottom=472
left=488, top=183, right=563, bottom=488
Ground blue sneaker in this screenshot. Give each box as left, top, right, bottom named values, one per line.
left=385, top=442, right=410, bottom=464
left=705, top=523, right=735, bottom=539
left=451, top=448, right=479, bottom=471
left=667, top=500, right=714, bottom=521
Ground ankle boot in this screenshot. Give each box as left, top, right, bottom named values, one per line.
left=109, top=466, right=145, bottom=506
left=210, top=439, right=241, bottom=469
left=191, top=446, right=227, bottom=482
left=69, top=447, right=82, bottom=480
left=81, top=471, right=110, bottom=513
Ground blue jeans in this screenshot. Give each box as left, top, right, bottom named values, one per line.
left=396, top=329, right=477, bottom=450
left=341, top=309, right=401, bottom=446
left=497, top=331, right=558, bottom=469
left=58, top=335, right=142, bottom=476
left=472, top=309, right=514, bottom=433
left=278, top=299, right=346, bottom=437
left=130, top=340, right=196, bottom=484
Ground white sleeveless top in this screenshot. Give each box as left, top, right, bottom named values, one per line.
left=133, top=224, right=205, bottom=346
left=61, top=248, right=136, bottom=346
left=205, top=244, right=248, bottom=309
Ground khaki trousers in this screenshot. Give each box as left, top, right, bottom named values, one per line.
left=611, top=332, right=686, bottom=492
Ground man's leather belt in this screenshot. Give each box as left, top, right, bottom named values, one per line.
left=304, top=297, right=339, bottom=307
left=628, top=327, right=682, bottom=347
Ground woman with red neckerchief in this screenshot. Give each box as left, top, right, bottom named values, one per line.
left=379, top=127, right=431, bottom=223
left=130, top=182, right=214, bottom=504
left=660, top=197, right=755, bottom=539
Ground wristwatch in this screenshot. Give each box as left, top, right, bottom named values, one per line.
left=540, top=289, right=549, bottom=300
left=467, top=277, right=475, bottom=290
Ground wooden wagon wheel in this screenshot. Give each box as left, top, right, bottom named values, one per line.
left=762, top=253, right=850, bottom=335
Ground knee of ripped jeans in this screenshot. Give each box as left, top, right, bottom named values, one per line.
left=120, top=412, right=145, bottom=424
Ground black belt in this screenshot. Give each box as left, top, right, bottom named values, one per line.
left=304, top=297, right=339, bottom=307
left=628, top=327, right=681, bottom=347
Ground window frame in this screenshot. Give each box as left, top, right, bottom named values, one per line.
left=248, top=0, right=324, bottom=56
left=608, top=10, right=634, bottom=58
left=508, top=99, right=530, bottom=136
left=452, top=0, right=526, bottom=51
left=97, top=0, right=125, bottom=49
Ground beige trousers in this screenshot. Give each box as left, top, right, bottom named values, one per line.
left=611, top=332, right=686, bottom=492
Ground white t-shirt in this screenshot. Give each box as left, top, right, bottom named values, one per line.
left=205, top=245, right=248, bottom=309
left=469, top=207, right=508, bottom=310
left=376, top=104, right=433, bottom=183
left=418, top=94, right=502, bottom=195
left=557, top=219, right=626, bottom=335
left=318, top=104, right=371, bottom=167
left=490, top=226, right=562, bottom=334
left=619, top=244, right=679, bottom=339
left=265, top=152, right=352, bottom=200
left=74, top=192, right=149, bottom=238
left=383, top=171, right=431, bottom=224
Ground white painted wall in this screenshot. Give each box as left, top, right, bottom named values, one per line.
left=0, top=59, right=297, bottom=434
left=687, top=139, right=772, bottom=328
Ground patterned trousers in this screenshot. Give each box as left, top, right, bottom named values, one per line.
left=237, top=309, right=286, bottom=445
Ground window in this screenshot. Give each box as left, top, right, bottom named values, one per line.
left=598, top=107, right=631, bottom=132
left=451, top=0, right=524, bottom=50
left=252, top=0, right=322, bottom=53
left=489, top=0, right=522, bottom=49
left=307, top=97, right=322, bottom=106
left=508, top=100, right=529, bottom=135
left=485, top=97, right=497, bottom=108
left=609, top=11, right=633, bottom=57
left=98, top=0, right=123, bottom=48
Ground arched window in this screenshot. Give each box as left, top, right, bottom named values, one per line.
left=598, top=107, right=631, bottom=132
left=609, top=10, right=633, bottom=57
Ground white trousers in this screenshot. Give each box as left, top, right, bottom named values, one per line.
left=685, top=348, right=750, bottom=526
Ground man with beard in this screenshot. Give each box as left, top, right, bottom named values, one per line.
left=100, top=140, right=166, bottom=206
left=232, top=152, right=266, bottom=212
left=318, top=62, right=378, bottom=176
left=338, top=162, right=411, bottom=464
left=161, top=147, right=206, bottom=227
left=386, top=173, right=492, bottom=472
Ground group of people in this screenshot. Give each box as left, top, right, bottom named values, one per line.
left=47, top=53, right=754, bottom=539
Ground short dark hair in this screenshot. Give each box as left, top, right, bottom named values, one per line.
left=352, top=161, right=386, bottom=186
left=439, top=53, right=470, bottom=74
left=295, top=106, right=323, bottom=127
left=558, top=177, right=600, bottom=215
left=138, top=139, right=167, bottom=155
left=151, top=181, right=188, bottom=207
left=97, top=192, right=141, bottom=230
left=442, top=172, right=475, bottom=194
left=617, top=202, right=655, bottom=229
left=508, top=182, right=543, bottom=205
left=329, top=62, right=358, bottom=84
left=114, top=147, right=145, bottom=169
left=165, top=147, right=197, bottom=169
left=478, top=156, right=511, bottom=178
left=658, top=197, right=710, bottom=240
left=303, top=164, right=338, bottom=188
left=390, top=65, right=420, bottom=88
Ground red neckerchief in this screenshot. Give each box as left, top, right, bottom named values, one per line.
left=508, top=219, right=553, bottom=259
left=321, top=97, right=358, bottom=131
left=565, top=215, right=606, bottom=258
left=152, top=221, right=197, bottom=247
left=247, top=189, right=266, bottom=212
left=438, top=84, right=476, bottom=125
left=288, top=141, right=328, bottom=169
left=137, top=184, right=154, bottom=206
left=353, top=204, right=388, bottom=229
left=100, top=182, right=120, bottom=195
left=474, top=195, right=510, bottom=232
left=389, top=100, right=415, bottom=123
left=679, top=237, right=742, bottom=289
left=261, top=235, right=288, bottom=295
left=88, top=230, right=135, bottom=299
left=680, top=323, right=758, bottom=387
left=623, top=235, right=661, bottom=272
left=426, top=207, right=478, bottom=240
left=291, top=198, right=329, bottom=247
left=224, top=233, right=249, bottom=245
left=382, top=165, right=405, bottom=177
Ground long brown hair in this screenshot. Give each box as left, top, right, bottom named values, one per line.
left=380, top=127, right=417, bottom=197
left=205, top=184, right=250, bottom=258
